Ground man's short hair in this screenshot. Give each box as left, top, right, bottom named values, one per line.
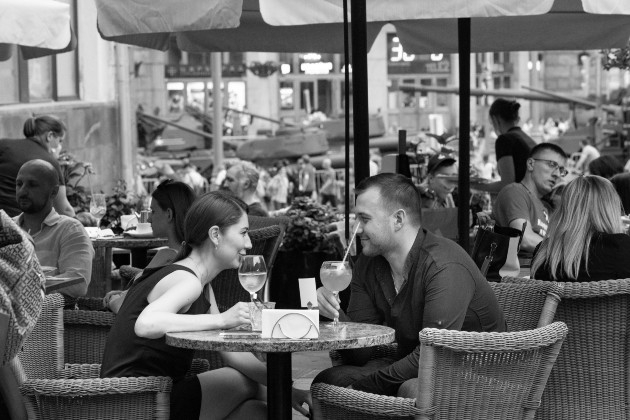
left=529, top=143, right=567, bottom=159
left=301, top=154, right=311, bottom=164
left=355, top=173, right=421, bottom=225
left=233, top=162, right=260, bottom=191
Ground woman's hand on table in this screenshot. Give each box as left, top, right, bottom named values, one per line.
left=316, top=287, right=340, bottom=320
left=291, top=387, right=312, bottom=417
left=220, top=302, right=251, bottom=329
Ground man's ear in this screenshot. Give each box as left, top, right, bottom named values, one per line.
left=526, top=157, right=535, bottom=171
left=166, top=208, right=174, bottom=222
left=50, top=185, right=59, bottom=200
left=392, top=209, right=406, bottom=230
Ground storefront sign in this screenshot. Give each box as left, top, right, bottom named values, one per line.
left=165, top=63, right=247, bottom=78
left=387, top=34, right=451, bottom=75
left=298, top=52, right=335, bottom=75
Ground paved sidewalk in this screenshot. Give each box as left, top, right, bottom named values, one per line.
left=291, top=351, right=331, bottom=419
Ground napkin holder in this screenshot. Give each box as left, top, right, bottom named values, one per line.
left=261, top=309, right=319, bottom=339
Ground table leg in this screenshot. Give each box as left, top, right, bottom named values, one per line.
left=267, top=352, right=292, bottom=420
left=89, top=247, right=113, bottom=297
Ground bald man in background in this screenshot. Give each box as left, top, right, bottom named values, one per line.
left=13, top=159, right=93, bottom=297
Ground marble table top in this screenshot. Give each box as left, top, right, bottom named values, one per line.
left=91, top=236, right=168, bottom=249
left=166, top=322, right=395, bottom=353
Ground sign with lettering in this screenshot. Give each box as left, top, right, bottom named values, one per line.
left=387, top=34, right=451, bottom=75
left=165, top=63, right=247, bottom=78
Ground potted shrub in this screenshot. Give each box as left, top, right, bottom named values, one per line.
left=270, top=197, right=344, bottom=309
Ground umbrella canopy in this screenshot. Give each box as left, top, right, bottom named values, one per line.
left=260, top=0, right=630, bottom=53
left=96, top=0, right=382, bottom=53
left=0, top=0, right=76, bottom=60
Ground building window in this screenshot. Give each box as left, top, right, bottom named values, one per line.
left=0, top=0, right=78, bottom=105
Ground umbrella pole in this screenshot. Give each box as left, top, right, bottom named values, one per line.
left=457, top=18, right=471, bottom=252
left=343, top=0, right=350, bottom=242
left=351, top=0, right=369, bottom=186
left=212, top=52, right=223, bottom=176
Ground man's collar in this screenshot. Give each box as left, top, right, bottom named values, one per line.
left=14, top=208, right=59, bottom=235
left=403, top=228, right=425, bottom=275
left=42, top=208, right=61, bottom=226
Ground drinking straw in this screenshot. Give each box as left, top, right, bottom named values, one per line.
left=340, top=221, right=360, bottom=266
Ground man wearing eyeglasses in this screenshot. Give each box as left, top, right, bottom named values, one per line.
left=493, top=143, right=568, bottom=257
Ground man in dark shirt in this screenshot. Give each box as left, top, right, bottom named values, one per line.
left=314, top=173, right=506, bottom=397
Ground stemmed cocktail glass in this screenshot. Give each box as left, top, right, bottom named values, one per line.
left=238, top=255, right=267, bottom=302
left=320, top=261, right=352, bottom=330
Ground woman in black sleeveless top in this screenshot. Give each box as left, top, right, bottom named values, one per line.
left=101, top=191, right=311, bottom=419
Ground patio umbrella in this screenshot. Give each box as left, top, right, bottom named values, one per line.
left=260, top=0, right=630, bottom=249
left=96, top=0, right=383, bottom=54
left=0, top=0, right=76, bottom=61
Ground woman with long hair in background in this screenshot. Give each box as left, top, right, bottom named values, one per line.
left=531, top=175, right=630, bottom=281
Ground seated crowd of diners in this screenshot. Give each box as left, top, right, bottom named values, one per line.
left=4, top=107, right=630, bottom=419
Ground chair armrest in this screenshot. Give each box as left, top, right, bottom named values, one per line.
left=20, top=376, right=172, bottom=397
left=311, top=383, right=424, bottom=417
left=419, top=322, right=568, bottom=352
left=63, top=309, right=115, bottom=326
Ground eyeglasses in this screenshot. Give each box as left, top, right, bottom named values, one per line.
left=531, top=158, right=568, bottom=177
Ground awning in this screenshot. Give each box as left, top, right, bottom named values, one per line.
left=0, top=0, right=76, bottom=61
left=95, top=0, right=382, bottom=53
left=260, top=0, right=630, bottom=53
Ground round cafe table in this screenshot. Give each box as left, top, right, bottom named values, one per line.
left=166, top=322, right=395, bottom=420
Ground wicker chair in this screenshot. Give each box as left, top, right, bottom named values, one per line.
left=312, top=322, right=568, bottom=420
left=504, top=276, right=630, bottom=419
left=63, top=298, right=115, bottom=365
left=12, top=293, right=210, bottom=420
left=320, top=280, right=564, bottom=419
left=248, top=214, right=290, bottom=231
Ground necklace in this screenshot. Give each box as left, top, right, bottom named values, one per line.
left=390, top=268, right=405, bottom=294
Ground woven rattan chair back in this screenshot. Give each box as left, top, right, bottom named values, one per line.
left=18, top=293, right=65, bottom=380
left=489, top=281, right=562, bottom=331
left=416, top=322, right=568, bottom=420
left=248, top=215, right=290, bottom=231
left=63, top=299, right=115, bottom=365
left=528, top=278, right=630, bottom=420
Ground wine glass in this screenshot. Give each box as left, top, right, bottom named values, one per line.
left=238, top=255, right=267, bottom=302
left=320, top=261, right=352, bottom=329
left=90, top=193, right=107, bottom=234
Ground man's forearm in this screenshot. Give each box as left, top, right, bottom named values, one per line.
left=352, top=345, right=419, bottom=396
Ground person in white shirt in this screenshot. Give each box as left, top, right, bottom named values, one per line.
left=575, top=139, right=600, bottom=173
